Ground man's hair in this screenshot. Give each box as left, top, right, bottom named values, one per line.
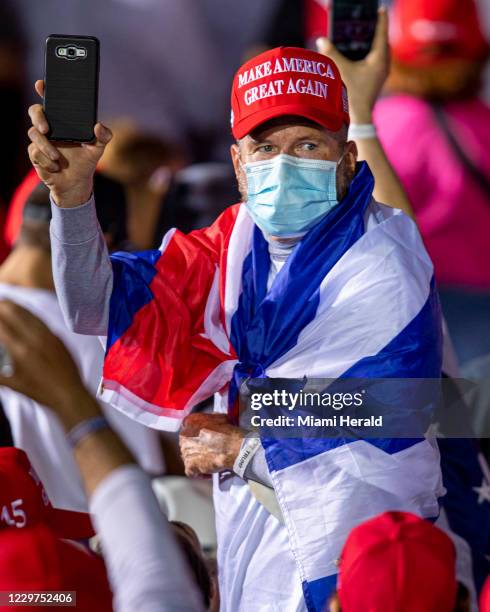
left=112, top=134, right=185, bottom=184
left=386, top=57, right=488, bottom=102
left=15, top=173, right=128, bottom=253
left=17, top=183, right=51, bottom=252
left=329, top=582, right=471, bottom=612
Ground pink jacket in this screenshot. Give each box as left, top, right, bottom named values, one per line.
left=375, top=95, right=490, bottom=289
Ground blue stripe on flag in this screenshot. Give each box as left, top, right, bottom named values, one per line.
left=262, top=436, right=424, bottom=474
left=107, top=249, right=162, bottom=351
left=302, top=574, right=338, bottom=612
left=263, top=281, right=442, bottom=472
left=341, top=277, right=442, bottom=380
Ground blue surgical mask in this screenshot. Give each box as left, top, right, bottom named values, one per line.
left=243, top=153, right=340, bottom=237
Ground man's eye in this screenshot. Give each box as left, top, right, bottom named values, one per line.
left=257, top=144, right=274, bottom=153
left=299, top=143, right=318, bottom=151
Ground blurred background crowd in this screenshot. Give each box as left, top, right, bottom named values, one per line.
left=0, top=0, right=489, bottom=610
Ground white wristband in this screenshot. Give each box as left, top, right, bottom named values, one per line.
left=233, top=434, right=261, bottom=479
left=348, top=123, right=377, bottom=140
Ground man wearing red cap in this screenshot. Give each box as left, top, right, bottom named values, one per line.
left=331, top=511, right=471, bottom=612
left=0, top=447, right=113, bottom=611
left=27, top=34, right=444, bottom=611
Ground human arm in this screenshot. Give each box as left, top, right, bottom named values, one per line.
left=0, top=301, right=203, bottom=612
left=49, top=196, right=113, bottom=334
left=27, top=80, right=113, bottom=334
left=317, top=9, right=415, bottom=219
left=90, top=465, right=204, bottom=612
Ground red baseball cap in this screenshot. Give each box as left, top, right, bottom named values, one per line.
left=391, top=0, right=489, bottom=66
left=4, top=168, right=39, bottom=248
left=0, top=447, right=95, bottom=540
left=481, top=576, right=490, bottom=612
left=230, top=46, right=349, bottom=140
left=0, top=524, right=113, bottom=611
left=337, top=511, right=458, bottom=612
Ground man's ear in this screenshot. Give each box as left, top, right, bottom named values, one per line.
left=343, top=140, right=358, bottom=177
left=230, top=143, right=241, bottom=181
left=230, top=142, right=248, bottom=202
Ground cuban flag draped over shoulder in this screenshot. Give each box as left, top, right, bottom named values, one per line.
left=100, top=162, right=445, bottom=611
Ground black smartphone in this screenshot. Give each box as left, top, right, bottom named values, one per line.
left=329, top=0, right=379, bottom=61
left=43, top=34, right=99, bottom=142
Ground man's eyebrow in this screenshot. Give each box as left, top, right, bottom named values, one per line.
left=295, top=134, right=323, bottom=142
left=247, top=134, right=272, bottom=145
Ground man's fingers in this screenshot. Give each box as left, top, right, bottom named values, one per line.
left=369, top=7, right=389, bottom=62
left=34, top=79, right=45, bottom=99
left=0, top=301, right=48, bottom=346
left=0, top=309, right=20, bottom=353
left=0, top=306, right=30, bottom=375
left=28, top=143, right=60, bottom=173
left=28, top=104, right=49, bottom=135
left=87, top=123, right=113, bottom=149
left=27, top=127, right=59, bottom=161
left=316, top=37, right=346, bottom=68
left=179, top=436, right=200, bottom=450
left=180, top=421, right=199, bottom=437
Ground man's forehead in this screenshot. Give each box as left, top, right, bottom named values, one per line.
left=243, top=116, right=330, bottom=143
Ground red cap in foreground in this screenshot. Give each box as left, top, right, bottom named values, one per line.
left=231, top=47, right=349, bottom=140
left=338, top=511, right=458, bottom=612
left=481, top=575, right=490, bottom=612
left=0, top=447, right=94, bottom=540
left=0, top=524, right=112, bottom=611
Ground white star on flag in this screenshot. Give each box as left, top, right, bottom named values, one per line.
left=473, top=479, right=490, bottom=504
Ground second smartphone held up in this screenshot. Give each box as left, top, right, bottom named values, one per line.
left=329, top=0, right=379, bottom=61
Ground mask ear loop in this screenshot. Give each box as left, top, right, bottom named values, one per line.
left=336, top=149, right=346, bottom=169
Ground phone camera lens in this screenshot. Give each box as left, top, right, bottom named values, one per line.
left=67, top=47, right=76, bottom=57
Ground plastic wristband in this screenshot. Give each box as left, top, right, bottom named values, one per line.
left=347, top=123, right=377, bottom=140
left=233, top=434, right=261, bottom=479
left=67, top=415, right=110, bottom=448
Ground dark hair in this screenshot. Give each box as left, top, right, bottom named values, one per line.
left=171, top=521, right=212, bottom=609
left=17, top=183, right=51, bottom=251
left=115, top=134, right=185, bottom=184
left=92, top=172, right=128, bottom=249
left=330, top=582, right=471, bottom=612
left=0, top=399, right=13, bottom=447
left=386, top=57, right=488, bottom=102
left=16, top=173, right=128, bottom=253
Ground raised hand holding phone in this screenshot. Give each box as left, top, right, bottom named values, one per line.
left=317, top=7, right=389, bottom=123
left=317, top=9, right=414, bottom=219
left=27, top=36, right=112, bottom=208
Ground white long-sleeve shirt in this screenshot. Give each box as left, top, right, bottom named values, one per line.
left=90, top=464, right=203, bottom=612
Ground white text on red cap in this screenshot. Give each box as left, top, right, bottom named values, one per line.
left=239, top=57, right=337, bottom=107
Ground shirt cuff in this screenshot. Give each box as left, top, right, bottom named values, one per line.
left=50, top=195, right=100, bottom=245
left=233, top=433, right=262, bottom=479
